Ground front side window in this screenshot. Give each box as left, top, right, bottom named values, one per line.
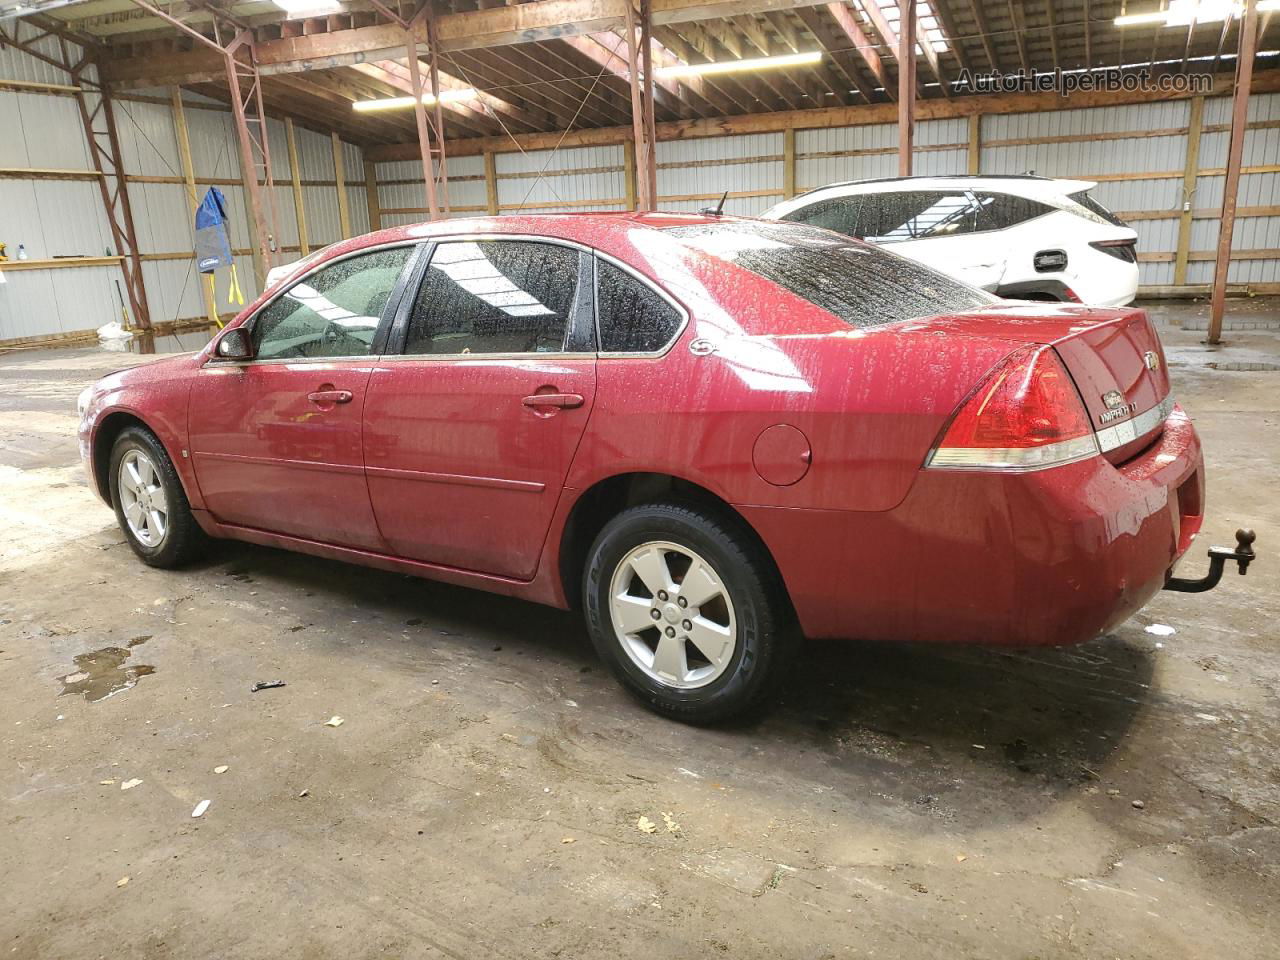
left=251, top=247, right=412, bottom=359
left=667, top=221, right=993, bottom=330
left=595, top=259, right=683, bottom=353
left=405, top=240, right=580, bottom=355
left=780, top=196, right=861, bottom=237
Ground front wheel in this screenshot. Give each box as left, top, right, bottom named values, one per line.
left=583, top=502, right=794, bottom=723
left=108, top=426, right=206, bottom=567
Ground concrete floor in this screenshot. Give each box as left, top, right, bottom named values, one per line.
left=2, top=302, right=1278, bottom=959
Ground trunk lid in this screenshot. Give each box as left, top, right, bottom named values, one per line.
left=908, top=304, right=1172, bottom=464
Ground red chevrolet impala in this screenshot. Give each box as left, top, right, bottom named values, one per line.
left=77, top=213, right=1224, bottom=721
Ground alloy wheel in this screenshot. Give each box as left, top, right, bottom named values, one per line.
left=118, top=449, right=169, bottom=548
left=608, top=540, right=737, bottom=689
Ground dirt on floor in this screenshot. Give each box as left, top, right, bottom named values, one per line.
left=1, top=304, right=1278, bottom=959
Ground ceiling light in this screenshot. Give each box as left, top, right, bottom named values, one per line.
left=353, top=89, right=478, bottom=112
left=655, top=51, right=822, bottom=79
left=272, top=0, right=343, bottom=15
left=1114, top=0, right=1257, bottom=27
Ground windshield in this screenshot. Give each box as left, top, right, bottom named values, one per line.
left=666, top=220, right=994, bottom=328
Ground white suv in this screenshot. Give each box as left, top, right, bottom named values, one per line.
left=761, top=175, right=1139, bottom=307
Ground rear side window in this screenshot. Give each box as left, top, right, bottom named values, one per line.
left=595, top=259, right=683, bottom=353
left=667, top=221, right=992, bottom=329
left=405, top=240, right=580, bottom=355
left=252, top=247, right=412, bottom=359
left=974, top=193, right=1055, bottom=230
left=779, top=196, right=861, bottom=237
left=856, top=191, right=980, bottom=242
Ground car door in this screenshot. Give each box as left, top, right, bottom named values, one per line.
left=188, top=244, right=419, bottom=550
left=362, top=237, right=597, bottom=580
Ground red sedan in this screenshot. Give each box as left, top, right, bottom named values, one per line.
left=77, top=213, right=1214, bottom=721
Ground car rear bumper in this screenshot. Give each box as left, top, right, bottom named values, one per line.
left=741, top=405, right=1204, bottom=646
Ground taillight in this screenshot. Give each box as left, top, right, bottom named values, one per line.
left=927, top=346, right=1099, bottom=471
left=1090, top=239, right=1137, bottom=263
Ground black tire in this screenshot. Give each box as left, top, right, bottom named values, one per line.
left=582, top=501, right=795, bottom=724
left=108, top=425, right=207, bottom=568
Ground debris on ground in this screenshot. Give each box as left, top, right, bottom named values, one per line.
left=1132, top=799, right=1146, bottom=809
left=191, top=800, right=210, bottom=818
left=1145, top=623, right=1176, bottom=637
left=561, top=837, right=575, bottom=844
left=116, top=876, right=129, bottom=888
left=121, top=778, right=142, bottom=790
left=298, top=789, right=309, bottom=798
left=99, top=779, right=116, bottom=786
left=661, top=811, right=681, bottom=834
left=324, top=716, right=344, bottom=727
left=636, top=815, right=657, bottom=834
left=250, top=680, right=286, bottom=692
left=213, top=765, right=229, bottom=774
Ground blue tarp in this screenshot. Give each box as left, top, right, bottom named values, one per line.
left=195, top=186, right=234, bottom=275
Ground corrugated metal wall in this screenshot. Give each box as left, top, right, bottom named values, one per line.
left=0, top=38, right=371, bottom=345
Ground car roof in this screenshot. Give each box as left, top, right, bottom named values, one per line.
left=787, top=175, right=1097, bottom=202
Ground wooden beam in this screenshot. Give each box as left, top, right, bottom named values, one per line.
left=285, top=117, right=309, bottom=256
left=0, top=167, right=101, bottom=181
left=967, top=112, right=980, bottom=174
left=1174, top=95, right=1204, bottom=286
left=364, top=69, right=1280, bottom=161
left=818, top=2, right=888, bottom=97
left=364, top=158, right=382, bottom=231
left=171, top=87, right=220, bottom=328
left=897, top=0, right=915, bottom=174
left=1209, top=0, right=1258, bottom=344
left=332, top=132, right=352, bottom=239
left=623, top=138, right=637, bottom=210
left=484, top=151, right=499, bottom=215
left=783, top=125, right=797, bottom=198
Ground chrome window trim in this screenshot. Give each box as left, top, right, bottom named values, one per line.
left=375, top=352, right=589, bottom=364
left=1095, top=395, right=1174, bottom=454
left=592, top=249, right=690, bottom=359
left=203, top=238, right=425, bottom=367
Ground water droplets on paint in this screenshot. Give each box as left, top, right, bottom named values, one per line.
left=58, top=635, right=155, bottom=702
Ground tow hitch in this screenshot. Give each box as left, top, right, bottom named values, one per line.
left=1163, top=528, right=1257, bottom=593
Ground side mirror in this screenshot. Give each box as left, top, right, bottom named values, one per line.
left=215, top=328, right=253, bottom=361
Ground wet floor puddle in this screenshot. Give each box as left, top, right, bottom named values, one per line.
left=58, top=635, right=155, bottom=702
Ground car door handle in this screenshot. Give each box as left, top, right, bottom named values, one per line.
left=308, top=389, right=353, bottom=405
left=522, top=393, right=584, bottom=409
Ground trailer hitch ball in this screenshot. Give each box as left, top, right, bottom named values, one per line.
left=1163, top=528, right=1257, bottom=594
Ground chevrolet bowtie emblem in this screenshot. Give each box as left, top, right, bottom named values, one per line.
left=1144, top=350, right=1160, bottom=371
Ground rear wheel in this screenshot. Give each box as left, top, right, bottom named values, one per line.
left=583, top=502, right=794, bottom=723
left=108, top=426, right=206, bottom=567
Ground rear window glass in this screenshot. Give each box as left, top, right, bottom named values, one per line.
left=665, top=221, right=993, bottom=329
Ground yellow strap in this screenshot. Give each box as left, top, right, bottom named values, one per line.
left=206, top=274, right=225, bottom=328
left=227, top=263, right=245, bottom=308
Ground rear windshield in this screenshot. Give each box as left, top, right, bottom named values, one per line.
left=666, top=220, right=993, bottom=329
left=1069, top=190, right=1127, bottom=227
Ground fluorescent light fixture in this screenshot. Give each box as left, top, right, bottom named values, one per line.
left=272, top=0, right=343, bottom=15
left=655, top=51, right=822, bottom=79
left=353, top=89, right=478, bottom=112
left=1114, top=0, right=1263, bottom=27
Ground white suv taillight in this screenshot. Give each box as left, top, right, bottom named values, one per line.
left=927, top=345, right=1100, bottom=471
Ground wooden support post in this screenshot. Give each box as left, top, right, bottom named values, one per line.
left=783, top=126, right=797, bottom=199
left=967, top=113, right=981, bottom=175
left=897, top=0, right=916, bottom=176
left=623, top=139, right=638, bottom=211
left=406, top=36, right=441, bottom=220
left=1175, top=95, right=1205, bottom=287
left=1209, top=0, right=1258, bottom=344
left=483, top=151, right=498, bottom=215
left=224, top=49, right=272, bottom=290
left=285, top=117, right=309, bottom=255
left=170, top=87, right=219, bottom=327
left=332, top=132, right=352, bottom=239
left=364, top=159, right=381, bottom=232
left=624, top=0, right=656, bottom=210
